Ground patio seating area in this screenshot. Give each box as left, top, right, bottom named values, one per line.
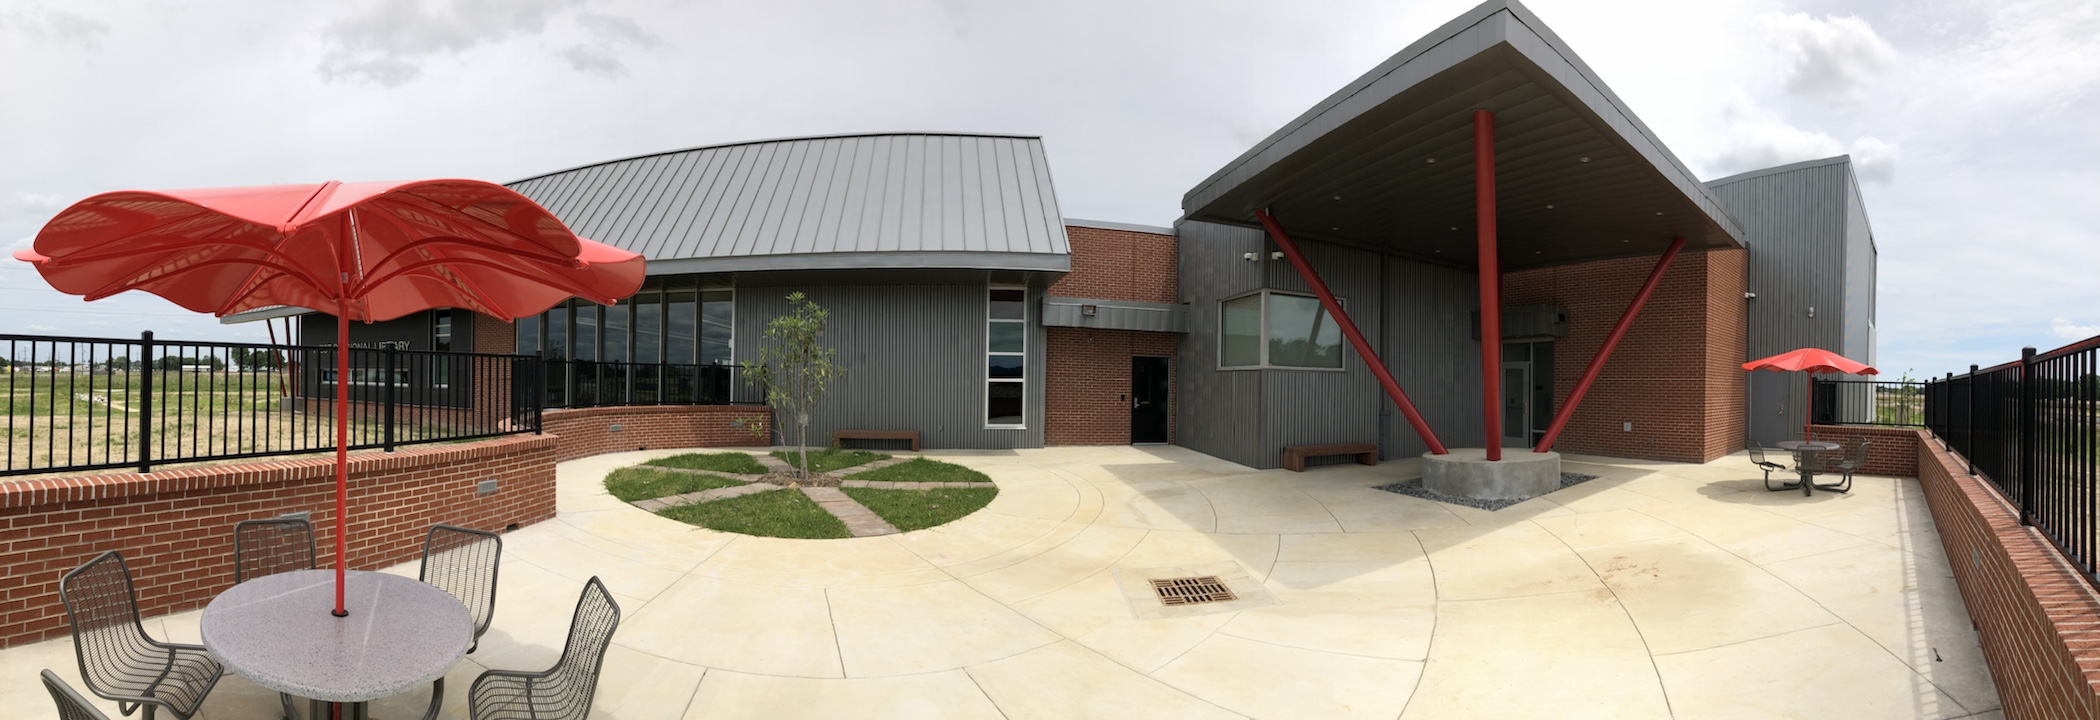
left=1, top=445, right=2000, bottom=719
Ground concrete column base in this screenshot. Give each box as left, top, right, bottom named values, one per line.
left=1423, top=448, right=1562, bottom=500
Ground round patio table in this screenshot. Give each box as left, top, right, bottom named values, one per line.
left=200, top=569, right=471, bottom=720
left=1776, top=440, right=1842, bottom=497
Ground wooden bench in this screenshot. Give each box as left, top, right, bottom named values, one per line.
left=1282, top=443, right=1378, bottom=472
left=833, top=430, right=920, bottom=452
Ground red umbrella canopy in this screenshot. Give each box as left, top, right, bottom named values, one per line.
left=13, top=179, right=642, bottom=321
left=1742, top=348, right=1878, bottom=376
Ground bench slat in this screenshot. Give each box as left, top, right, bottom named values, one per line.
left=1281, top=443, right=1377, bottom=472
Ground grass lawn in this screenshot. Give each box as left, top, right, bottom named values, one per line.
left=658, top=488, right=851, bottom=539
left=771, top=448, right=890, bottom=473
left=843, top=486, right=1000, bottom=532
left=852, top=457, right=992, bottom=483
left=645, top=452, right=767, bottom=474
left=604, top=467, right=746, bottom=502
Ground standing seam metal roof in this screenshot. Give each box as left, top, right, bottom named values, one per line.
left=507, top=133, right=1072, bottom=275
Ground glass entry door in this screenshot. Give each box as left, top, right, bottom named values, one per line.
left=1502, top=362, right=1531, bottom=449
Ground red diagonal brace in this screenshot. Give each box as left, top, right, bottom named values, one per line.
left=1255, top=209, right=1449, bottom=455
left=1535, top=236, right=1687, bottom=453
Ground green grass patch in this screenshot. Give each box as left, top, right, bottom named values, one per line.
left=842, top=486, right=999, bottom=532
left=851, top=457, right=991, bottom=483
left=657, top=488, right=851, bottom=539
left=603, top=467, right=746, bottom=502
left=771, top=448, right=889, bottom=473
left=645, top=452, right=767, bottom=474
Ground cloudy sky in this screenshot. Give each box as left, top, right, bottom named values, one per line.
left=2, top=0, right=2095, bottom=379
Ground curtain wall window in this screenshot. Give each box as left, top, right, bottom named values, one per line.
left=987, top=287, right=1027, bottom=428
left=1218, top=290, right=1345, bottom=370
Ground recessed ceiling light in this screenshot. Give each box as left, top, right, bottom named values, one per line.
left=1655, top=211, right=1664, bottom=216
left=1330, top=227, right=1339, bottom=231
left=1545, top=204, right=1555, bottom=209
left=1449, top=226, right=1458, bottom=231
left=1425, top=158, right=1436, bottom=164
left=1332, top=195, right=1342, bottom=201
left=1579, top=156, right=1590, bottom=163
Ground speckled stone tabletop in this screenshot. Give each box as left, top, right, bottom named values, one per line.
left=200, top=569, right=472, bottom=703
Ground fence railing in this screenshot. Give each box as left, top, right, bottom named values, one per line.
left=2, top=332, right=542, bottom=478
left=1812, top=379, right=1928, bottom=427
left=1926, top=334, right=2100, bottom=586
left=540, top=360, right=761, bottom=409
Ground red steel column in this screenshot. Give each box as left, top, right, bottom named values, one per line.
left=1474, top=110, right=1502, bottom=461
left=1255, top=210, right=1449, bottom=455
left=1535, top=236, right=1686, bottom=453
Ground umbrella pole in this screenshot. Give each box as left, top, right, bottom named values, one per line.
left=333, top=308, right=349, bottom=617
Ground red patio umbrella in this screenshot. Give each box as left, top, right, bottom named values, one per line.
left=15, top=179, right=644, bottom=617
left=1742, top=347, right=1877, bottom=441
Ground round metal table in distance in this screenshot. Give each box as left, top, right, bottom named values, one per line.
left=201, top=569, right=472, bottom=720
left=1776, top=440, right=1842, bottom=496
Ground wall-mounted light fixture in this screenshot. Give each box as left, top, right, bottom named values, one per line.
left=1807, top=306, right=1815, bottom=318
left=1270, top=251, right=1284, bottom=260
left=1242, top=252, right=1259, bottom=261
left=1080, top=305, right=1098, bottom=316
left=1744, top=292, right=1757, bottom=300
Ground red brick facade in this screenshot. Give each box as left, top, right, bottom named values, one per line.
left=1798, top=424, right=1921, bottom=478
left=542, top=405, right=772, bottom=461
left=1503, top=248, right=1748, bottom=462
left=0, top=435, right=556, bottom=648
left=1044, top=328, right=1177, bottom=445
left=1916, top=432, right=2100, bottom=719
left=1044, top=225, right=1181, bottom=446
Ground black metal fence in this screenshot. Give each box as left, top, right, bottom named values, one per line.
left=540, top=360, right=760, bottom=408
left=2, top=332, right=542, bottom=477
left=1812, top=379, right=1928, bottom=427
left=1926, top=335, right=2100, bottom=585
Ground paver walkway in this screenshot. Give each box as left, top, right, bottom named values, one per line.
left=801, top=486, right=902, bottom=537
left=0, top=446, right=2002, bottom=720
left=632, top=482, right=780, bottom=512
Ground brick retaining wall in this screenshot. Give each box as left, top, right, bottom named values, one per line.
left=1915, top=429, right=2100, bottom=719
left=542, top=405, right=772, bottom=461
left=0, top=434, right=555, bottom=648
left=1802, top=424, right=1921, bottom=478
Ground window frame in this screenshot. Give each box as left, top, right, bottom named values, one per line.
left=985, top=285, right=1028, bottom=430
left=1216, top=289, right=1348, bottom=372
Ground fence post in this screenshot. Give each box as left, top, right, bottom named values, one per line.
left=382, top=346, right=397, bottom=452
left=1966, top=364, right=1978, bottom=476
left=137, top=331, right=154, bottom=473
left=2019, top=347, right=2037, bottom=525
left=533, top=350, right=545, bottom=435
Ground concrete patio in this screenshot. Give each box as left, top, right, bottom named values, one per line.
left=1, top=446, right=2000, bottom=719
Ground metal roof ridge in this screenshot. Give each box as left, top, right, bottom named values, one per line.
left=1703, top=155, right=1855, bottom=187
left=507, top=131, right=1047, bottom=187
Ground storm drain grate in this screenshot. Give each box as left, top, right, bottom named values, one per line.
left=1150, top=576, right=1237, bottom=606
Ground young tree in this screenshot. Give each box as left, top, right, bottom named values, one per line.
left=740, top=292, right=842, bottom=480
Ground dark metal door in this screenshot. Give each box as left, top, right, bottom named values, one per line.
left=1131, top=356, right=1170, bottom=443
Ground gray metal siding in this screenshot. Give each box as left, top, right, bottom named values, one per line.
left=1174, top=221, right=1267, bottom=467
left=1842, top=171, right=1876, bottom=369
left=1042, top=298, right=1188, bottom=333
left=1708, top=156, right=1865, bottom=444
left=733, top=282, right=1044, bottom=450
left=1382, top=256, right=1486, bottom=457
left=508, top=134, right=1070, bottom=273
left=1259, top=240, right=1386, bottom=464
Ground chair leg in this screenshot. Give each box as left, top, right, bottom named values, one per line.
left=419, top=677, right=444, bottom=720
left=280, top=691, right=302, bottom=720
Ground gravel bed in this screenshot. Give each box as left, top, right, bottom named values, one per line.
left=1373, top=472, right=1599, bottom=511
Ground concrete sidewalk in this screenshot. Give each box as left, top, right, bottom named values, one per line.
left=0, top=446, right=2000, bottom=719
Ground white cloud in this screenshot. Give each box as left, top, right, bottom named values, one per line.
left=316, top=0, right=581, bottom=86
left=0, top=3, right=109, bottom=49
left=1849, top=135, right=1898, bottom=183
left=2052, top=318, right=2100, bottom=341
left=1767, top=13, right=1897, bottom=105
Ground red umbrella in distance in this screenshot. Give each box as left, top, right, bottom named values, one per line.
left=1742, top=347, right=1877, bottom=441
left=15, top=179, right=644, bottom=617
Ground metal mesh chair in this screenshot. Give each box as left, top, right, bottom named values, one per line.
left=420, top=525, right=503, bottom=653
left=1748, top=442, right=1791, bottom=491
left=467, top=577, right=621, bottom=720
left=43, top=670, right=112, bottom=720
left=58, top=552, right=222, bottom=720
left=1819, top=441, right=1872, bottom=494
left=233, top=517, right=315, bottom=584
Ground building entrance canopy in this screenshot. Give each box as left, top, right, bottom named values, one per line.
left=1181, top=0, right=1743, bottom=268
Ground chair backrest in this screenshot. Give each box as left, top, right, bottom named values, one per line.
left=42, top=670, right=111, bottom=720
left=234, top=517, right=315, bottom=584
left=1746, top=442, right=1770, bottom=464
left=1849, top=441, right=1874, bottom=466
left=421, top=525, right=503, bottom=642
left=545, top=577, right=623, bottom=718
left=58, top=552, right=157, bottom=705
left=41, top=670, right=112, bottom=720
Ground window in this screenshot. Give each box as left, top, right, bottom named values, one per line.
left=432, top=309, right=452, bottom=352
left=516, top=312, right=539, bottom=355
left=1218, top=290, right=1345, bottom=370
left=987, top=287, right=1026, bottom=428
left=700, top=290, right=734, bottom=365
left=603, top=302, right=629, bottom=363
